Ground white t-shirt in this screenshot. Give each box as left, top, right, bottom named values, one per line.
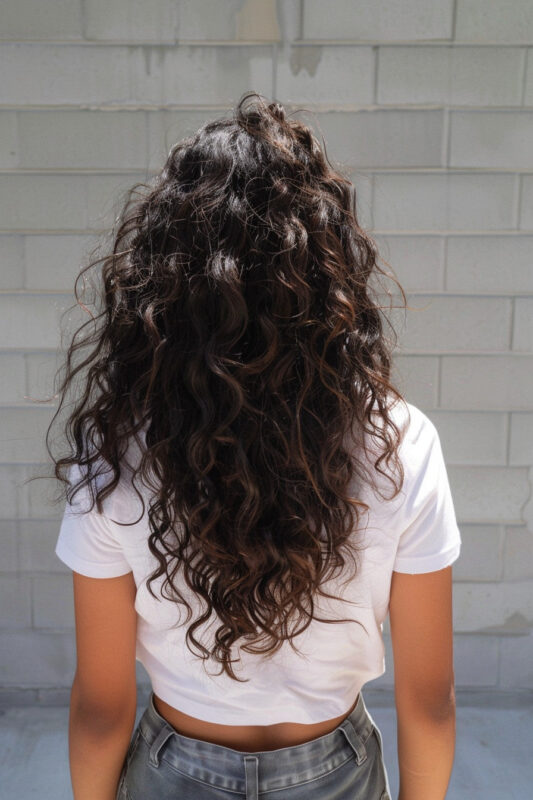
left=55, top=399, right=461, bottom=725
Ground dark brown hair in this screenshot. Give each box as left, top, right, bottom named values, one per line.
left=44, top=92, right=408, bottom=681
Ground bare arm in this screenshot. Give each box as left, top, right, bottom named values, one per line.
left=389, top=565, right=456, bottom=800
left=69, top=570, right=138, bottom=800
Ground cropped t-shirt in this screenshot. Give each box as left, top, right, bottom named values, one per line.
left=55, top=399, right=462, bottom=725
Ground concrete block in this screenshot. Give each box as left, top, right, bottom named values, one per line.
left=519, top=175, right=533, bottom=230
left=499, top=630, right=533, bottom=689
left=0, top=465, right=30, bottom=519
left=25, top=352, right=64, bottom=406
left=18, top=110, right=147, bottom=170
left=0, top=294, right=75, bottom=350
left=26, top=466, right=63, bottom=521
left=0, top=0, right=82, bottom=40
left=390, top=355, right=439, bottom=408
left=0, top=235, right=24, bottom=290
left=84, top=0, right=178, bottom=42
left=393, top=295, right=511, bottom=353
left=147, top=110, right=217, bottom=171
left=448, top=466, right=530, bottom=524
left=503, top=526, right=533, bottom=581
left=0, top=355, right=26, bottom=403
left=446, top=236, right=533, bottom=294
left=453, top=634, right=499, bottom=686
left=0, top=631, right=76, bottom=685
left=32, top=576, right=74, bottom=629
left=524, top=48, right=533, bottom=105
left=0, top=521, right=18, bottom=572
left=373, top=235, right=445, bottom=292
left=441, top=356, right=533, bottom=411
left=0, top=43, right=131, bottom=105
left=0, top=576, right=32, bottom=628
left=276, top=45, right=374, bottom=105
left=85, top=173, right=151, bottom=232
left=19, top=520, right=67, bottom=573
left=512, top=298, right=533, bottom=352
left=0, top=175, right=88, bottom=231
left=450, top=111, right=533, bottom=169
left=0, top=407, right=54, bottom=464
left=314, top=110, right=444, bottom=168
left=452, top=525, right=504, bottom=582
left=346, top=169, right=373, bottom=229
left=509, top=413, right=533, bottom=465
left=175, top=0, right=283, bottom=42
left=455, top=0, right=533, bottom=43
left=427, top=411, right=507, bottom=465
left=24, top=234, right=99, bottom=291
left=302, top=0, right=454, bottom=41
left=373, top=173, right=516, bottom=232
left=378, top=46, right=524, bottom=106
left=453, top=581, right=533, bottom=633
left=0, top=111, right=18, bottom=168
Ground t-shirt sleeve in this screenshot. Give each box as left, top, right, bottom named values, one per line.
left=55, top=462, right=132, bottom=578
left=392, top=407, right=462, bottom=574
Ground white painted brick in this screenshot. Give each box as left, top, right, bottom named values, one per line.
left=393, top=295, right=511, bottom=352
left=512, top=298, right=533, bottom=352
left=24, top=234, right=99, bottom=291
left=19, top=521, right=66, bottom=573
left=0, top=521, right=18, bottom=572
left=0, top=0, right=82, bottom=40
left=84, top=0, right=178, bottom=42
left=18, top=110, right=147, bottom=170
left=0, top=576, right=31, bottom=628
left=0, top=631, right=76, bottom=685
left=441, top=356, right=533, bottom=411
left=26, top=466, right=62, bottom=520
left=446, top=236, right=533, bottom=294
left=427, top=411, right=507, bottom=465
left=25, top=352, right=64, bottom=405
left=452, top=525, right=504, bottom=581
left=453, top=581, right=533, bottom=633
left=147, top=110, right=218, bottom=171
left=524, top=48, right=533, bottom=105
left=450, top=112, right=533, bottom=169
left=390, top=356, right=439, bottom=407
left=0, top=111, right=18, bottom=168
left=373, top=173, right=516, bottom=231
left=85, top=172, right=148, bottom=232
left=0, top=465, right=30, bottom=519
left=276, top=46, right=374, bottom=105
left=519, top=175, right=533, bottom=230
left=373, top=235, right=445, bottom=292
left=0, top=355, right=25, bottom=403
left=453, top=634, right=499, bottom=686
left=509, top=413, right=533, bottom=465
left=32, top=576, right=74, bottom=629
left=0, top=44, right=131, bottom=105
left=378, top=46, right=524, bottom=106
left=0, top=407, right=53, bottom=464
left=499, top=630, right=533, bottom=688
left=455, top=0, right=533, bottom=43
left=0, top=175, right=87, bottom=231
left=449, top=466, right=529, bottom=524
left=303, top=0, right=453, bottom=41
left=314, top=110, right=444, bottom=168
left=503, top=526, right=533, bottom=581
left=0, top=294, right=75, bottom=350
left=0, top=235, right=24, bottom=290
left=346, top=168, right=373, bottom=229
left=175, top=0, right=282, bottom=41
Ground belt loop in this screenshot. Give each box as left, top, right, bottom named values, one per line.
left=148, top=724, right=175, bottom=768
left=244, top=755, right=259, bottom=800
left=338, top=718, right=367, bottom=765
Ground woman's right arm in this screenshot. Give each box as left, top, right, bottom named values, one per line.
left=389, top=565, right=457, bottom=800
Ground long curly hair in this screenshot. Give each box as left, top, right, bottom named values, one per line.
left=44, top=92, right=408, bottom=681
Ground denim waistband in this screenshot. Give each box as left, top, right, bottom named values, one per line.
left=137, top=690, right=377, bottom=796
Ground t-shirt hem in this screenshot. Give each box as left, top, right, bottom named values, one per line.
left=55, top=540, right=132, bottom=578
left=392, top=540, right=461, bottom=575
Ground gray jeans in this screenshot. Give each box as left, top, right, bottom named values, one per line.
left=116, top=690, right=392, bottom=800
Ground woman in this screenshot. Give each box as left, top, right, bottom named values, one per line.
left=51, top=93, right=461, bottom=800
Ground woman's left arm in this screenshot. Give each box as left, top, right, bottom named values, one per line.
left=68, top=570, right=138, bottom=800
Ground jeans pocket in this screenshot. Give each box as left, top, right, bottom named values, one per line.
left=115, top=729, right=142, bottom=800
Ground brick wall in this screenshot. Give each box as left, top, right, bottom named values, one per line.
left=0, top=0, right=532, bottom=698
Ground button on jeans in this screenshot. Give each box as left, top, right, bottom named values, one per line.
left=116, top=690, right=392, bottom=800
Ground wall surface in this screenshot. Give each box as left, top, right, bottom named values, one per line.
left=0, top=0, right=532, bottom=699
